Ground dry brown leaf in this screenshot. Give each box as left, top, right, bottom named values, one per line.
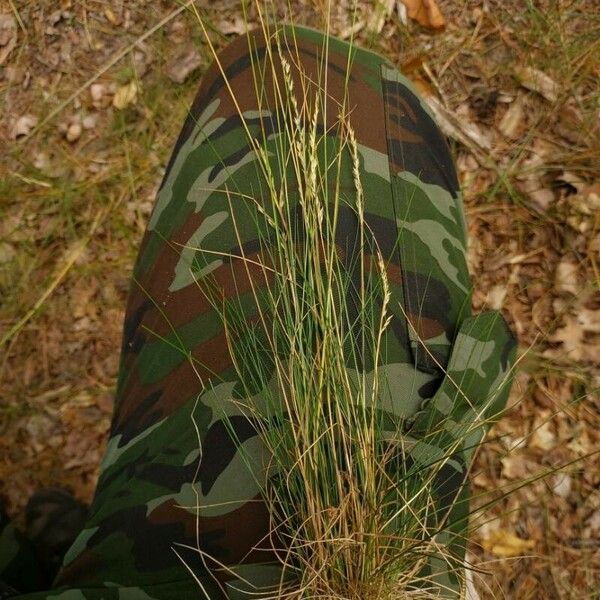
left=112, top=80, right=138, bottom=110
left=551, top=474, right=572, bottom=499
left=397, top=1, right=409, bottom=25
left=554, top=258, right=579, bottom=295
left=166, top=45, right=202, bottom=84
left=482, top=529, right=536, bottom=557
left=24, top=414, right=59, bottom=454
left=545, top=300, right=600, bottom=364
left=217, top=15, right=249, bottom=36
left=501, top=453, right=532, bottom=480
left=90, top=83, right=105, bottom=104
left=104, top=7, right=120, bottom=26
left=498, top=94, right=525, bottom=139
left=586, top=510, right=600, bottom=536
left=424, top=96, right=491, bottom=159
left=0, top=242, right=15, bottom=264
left=338, top=20, right=366, bottom=40
left=514, top=65, right=559, bottom=103
left=401, top=0, right=445, bottom=30
left=132, top=45, right=152, bottom=79
left=529, top=421, right=556, bottom=451
left=82, top=114, right=97, bottom=130
left=554, top=99, right=586, bottom=143
left=557, top=170, right=586, bottom=194
left=65, top=121, right=82, bottom=142
left=10, top=114, right=38, bottom=139
left=578, top=308, right=600, bottom=333
left=583, top=183, right=600, bottom=211
left=515, top=140, right=557, bottom=210
left=486, top=283, right=508, bottom=310
left=0, top=13, right=17, bottom=65
left=547, top=316, right=585, bottom=361
left=516, top=177, right=554, bottom=211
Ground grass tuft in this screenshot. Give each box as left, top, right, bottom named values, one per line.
left=187, top=7, right=494, bottom=597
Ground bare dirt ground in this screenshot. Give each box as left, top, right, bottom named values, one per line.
left=1, top=1, right=599, bottom=597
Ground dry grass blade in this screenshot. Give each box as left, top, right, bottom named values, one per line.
left=0, top=193, right=121, bottom=348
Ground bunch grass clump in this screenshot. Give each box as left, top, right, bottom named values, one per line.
left=191, top=4, right=469, bottom=598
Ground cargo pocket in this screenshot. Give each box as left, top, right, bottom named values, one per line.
left=407, top=310, right=517, bottom=521
left=380, top=62, right=472, bottom=374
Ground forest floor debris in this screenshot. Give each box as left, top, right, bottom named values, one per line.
left=1, top=1, right=598, bottom=596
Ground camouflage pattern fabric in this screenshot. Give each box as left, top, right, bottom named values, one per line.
left=1, top=23, right=516, bottom=599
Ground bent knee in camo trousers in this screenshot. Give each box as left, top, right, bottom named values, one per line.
left=1, top=23, right=516, bottom=600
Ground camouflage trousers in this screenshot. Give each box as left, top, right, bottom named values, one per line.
left=1, top=23, right=516, bottom=599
